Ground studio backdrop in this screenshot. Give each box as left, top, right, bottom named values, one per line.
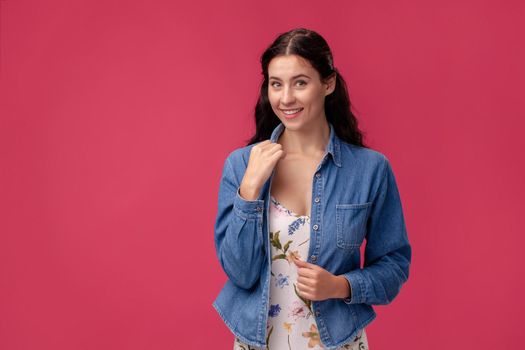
left=1, top=0, right=523, bottom=349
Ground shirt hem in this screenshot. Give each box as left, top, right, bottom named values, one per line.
left=212, top=300, right=265, bottom=348
left=324, top=311, right=377, bottom=350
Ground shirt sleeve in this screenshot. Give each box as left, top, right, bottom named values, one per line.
left=342, top=156, right=412, bottom=305
left=213, top=155, right=266, bottom=290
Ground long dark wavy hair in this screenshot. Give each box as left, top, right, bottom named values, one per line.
left=246, top=28, right=368, bottom=148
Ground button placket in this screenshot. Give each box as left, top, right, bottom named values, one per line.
left=310, top=172, right=321, bottom=264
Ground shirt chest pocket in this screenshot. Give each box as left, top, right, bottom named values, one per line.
left=335, top=202, right=372, bottom=250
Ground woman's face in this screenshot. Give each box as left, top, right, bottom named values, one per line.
left=267, top=54, right=335, bottom=129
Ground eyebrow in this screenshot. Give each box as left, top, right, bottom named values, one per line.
left=268, top=74, right=311, bottom=81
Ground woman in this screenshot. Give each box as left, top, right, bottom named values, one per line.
left=212, top=28, right=412, bottom=350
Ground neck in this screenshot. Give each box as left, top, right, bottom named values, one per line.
left=278, top=118, right=330, bottom=157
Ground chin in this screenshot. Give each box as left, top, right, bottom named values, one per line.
left=281, top=121, right=305, bottom=131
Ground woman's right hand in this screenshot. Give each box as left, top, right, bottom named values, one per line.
left=239, top=140, right=285, bottom=200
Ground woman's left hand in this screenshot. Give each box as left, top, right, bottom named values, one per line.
left=292, top=256, right=347, bottom=301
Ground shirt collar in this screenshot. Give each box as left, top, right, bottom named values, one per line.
left=269, top=121, right=342, bottom=167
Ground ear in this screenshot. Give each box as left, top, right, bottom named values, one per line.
left=324, top=72, right=337, bottom=96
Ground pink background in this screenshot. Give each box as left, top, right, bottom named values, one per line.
left=1, top=0, right=524, bottom=349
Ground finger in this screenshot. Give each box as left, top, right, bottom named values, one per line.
left=297, top=289, right=314, bottom=301
left=293, top=257, right=307, bottom=265
left=296, top=267, right=317, bottom=279
left=255, top=140, right=271, bottom=147
left=293, top=257, right=314, bottom=269
left=252, top=140, right=272, bottom=151
left=297, top=276, right=314, bottom=287
left=267, top=145, right=284, bottom=157
left=259, top=140, right=279, bottom=150
left=256, top=141, right=281, bottom=155
left=269, top=148, right=285, bottom=159
left=297, top=281, right=313, bottom=292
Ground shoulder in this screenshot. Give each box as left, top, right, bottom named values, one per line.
left=339, top=142, right=400, bottom=200
left=339, top=141, right=390, bottom=171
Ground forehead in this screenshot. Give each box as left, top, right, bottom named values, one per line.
left=268, top=54, right=316, bottom=78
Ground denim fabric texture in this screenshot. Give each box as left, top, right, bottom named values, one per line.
left=212, top=121, right=412, bottom=349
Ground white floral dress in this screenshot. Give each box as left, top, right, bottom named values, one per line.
left=234, top=195, right=369, bottom=350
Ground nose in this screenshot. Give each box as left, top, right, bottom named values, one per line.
left=281, top=85, right=295, bottom=105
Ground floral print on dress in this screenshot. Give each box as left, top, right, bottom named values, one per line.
left=268, top=304, right=281, bottom=317
left=234, top=195, right=369, bottom=350
left=288, top=217, right=308, bottom=235
left=275, top=273, right=290, bottom=288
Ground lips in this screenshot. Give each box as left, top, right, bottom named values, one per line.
left=280, top=107, right=304, bottom=119
left=280, top=108, right=303, bottom=114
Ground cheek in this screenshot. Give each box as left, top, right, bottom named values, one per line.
left=299, top=90, right=321, bottom=106
left=267, top=91, right=278, bottom=105
left=307, top=94, right=325, bottom=109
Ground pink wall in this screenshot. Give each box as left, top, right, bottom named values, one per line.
left=1, top=0, right=524, bottom=349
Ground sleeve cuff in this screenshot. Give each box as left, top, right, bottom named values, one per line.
left=233, top=187, right=265, bottom=219
left=342, top=269, right=366, bottom=304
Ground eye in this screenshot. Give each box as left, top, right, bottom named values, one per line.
left=269, top=80, right=307, bottom=88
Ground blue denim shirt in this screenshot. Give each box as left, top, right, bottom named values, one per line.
left=212, top=121, right=411, bottom=349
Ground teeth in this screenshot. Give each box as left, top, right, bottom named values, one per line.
left=283, top=108, right=302, bottom=115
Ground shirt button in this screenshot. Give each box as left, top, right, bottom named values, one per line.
left=315, top=310, right=320, bottom=317
left=314, top=197, right=320, bottom=203
left=311, top=255, right=317, bottom=262
left=256, top=207, right=263, bottom=212
left=315, top=173, right=321, bottom=178
left=313, top=224, right=319, bottom=230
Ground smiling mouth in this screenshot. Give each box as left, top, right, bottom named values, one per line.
left=280, top=108, right=304, bottom=115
